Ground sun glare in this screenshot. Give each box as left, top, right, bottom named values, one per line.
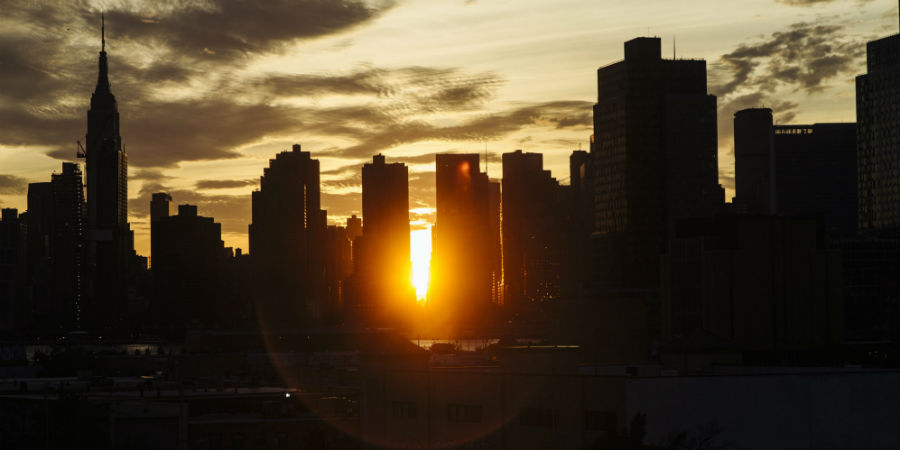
left=410, top=227, right=432, bottom=302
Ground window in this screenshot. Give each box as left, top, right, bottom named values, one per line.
left=447, top=404, right=482, bottom=423
left=392, top=401, right=418, bottom=420
left=519, top=407, right=559, bottom=428
left=584, top=411, right=616, bottom=432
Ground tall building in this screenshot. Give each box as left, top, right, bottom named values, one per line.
left=354, top=154, right=414, bottom=327
left=501, top=150, right=564, bottom=312
left=429, top=154, right=492, bottom=333
left=151, top=202, right=227, bottom=329
left=857, top=32, right=900, bottom=231
left=733, top=109, right=858, bottom=237
left=592, top=37, right=723, bottom=289
left=0, top=209, right=27, bottom=332
left=323, top=224, right=352, bottom=320
left=83, top=18, right=131, bottom=326
left=733, top=108, right=775, bottom=215
left=487, top=179, right=502, bottom=306
left=21, top=163, right=86, bottom=329
left=569, top=150, right=593, bottom=290
left=249, top=144, right=326, bottom=327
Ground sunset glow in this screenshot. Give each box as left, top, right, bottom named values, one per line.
left=410, top=226, right=432, bottom=301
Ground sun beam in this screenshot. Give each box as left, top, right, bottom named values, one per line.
left=410, top=227, right=432, bottom=302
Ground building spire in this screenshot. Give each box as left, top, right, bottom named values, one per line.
left=95, top=13, right=110, bottom=93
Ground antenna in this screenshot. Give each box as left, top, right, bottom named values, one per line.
left=101, top=12, right=105, bottom=52
left=673, top=35, right=676, bottom=59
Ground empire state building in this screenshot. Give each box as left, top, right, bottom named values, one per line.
left=83, top=16, right=131, bottom=324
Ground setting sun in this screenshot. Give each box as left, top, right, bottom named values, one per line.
left=410, top=227, right=432, bottom=301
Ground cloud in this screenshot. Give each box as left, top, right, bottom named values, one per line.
left=711, top=21, right=864, bottom=99
left=0, top=174, right=28, bottom=194
left=325, top=100, right=592, bottom=158
left=709, top=18, right=867, bottom=193
left=195, top=179, right=258, bottom=189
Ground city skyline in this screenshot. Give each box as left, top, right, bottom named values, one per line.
left=1, top=0, right=897, bottom=255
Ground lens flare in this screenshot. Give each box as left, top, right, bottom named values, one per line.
left=410, top=227, right=432, bottom=301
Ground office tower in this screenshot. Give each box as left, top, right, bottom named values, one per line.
left=592, top=37, right=723, bottom=289
left=733, top=110, right=858, bottom=236
left=151, top=203, right=226, bottom=328
left=0, top=209, right=27, bottom=331
left=502, top=150, right=564, bottom=313
left=429, top=153, right=492, bottom=333
left=150, top=192, right=172, bottom=270
left=250, top=144, right=326, bottom=327
left=21, top=163, right=87, bottom=329
left=353, top=154, right=414, bottom=327
left=733, top=108, right=775, bottom=215
left=83, top=18, right=131, bottom=325
left=323, top=224, right=352, bottom=319
left=773, top=123, right=857, bottom=236
left=569, top=150, right=593, bottom=289
left=857, top=32, right=900, bottom=231
left=488, top=179, right=502, bottom=306
left=346, top=215, right=362, bottom=241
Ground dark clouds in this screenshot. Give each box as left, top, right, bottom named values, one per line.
left=195, top=179, right=257, bottom=189
left=709, top=18, right=867, bottom=191
left=711, top=21, right=864, bottom=99
left=0, top=174, right=28, bottom=194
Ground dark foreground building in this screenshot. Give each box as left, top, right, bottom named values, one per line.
left=249, top=144, right=327, bottom=328
left=83, top=21, right=133, bottom=327
left=857, top=32, right=900, bottom=231
left=429, top=154, right=492, bottom=334
left=592, top=37, right=723, bottom=289
left=733, top=108, right=857, bottom=237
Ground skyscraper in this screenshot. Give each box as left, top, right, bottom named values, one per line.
left=354, top=154, right=414, bottom=327
left=151, top=202, right=227, bottom=329
left=250, top=144, right=326, bottom=327
left=733, top=108, right=775, bottom=215
left=857, top=32, right=900, bottom=231
left=733, top=109, right=858, bottom=237
left=502, top=150, right=564, bottom=312
left=84, top=17, right=131, bottom=325
left=592, top=37, right=723, bottom=288
left=22, top=163, right=86, bottom=329
left=430, top=153, right=492, bottom=333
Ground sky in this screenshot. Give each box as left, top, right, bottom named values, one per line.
left=1, top=0, right=897, bottom=256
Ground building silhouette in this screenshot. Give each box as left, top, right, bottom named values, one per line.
left=591, top=37, right=723, bottom=289
left=487, top=179, right=502, bottom=306
left=501, top=150, right=564, bottom=313
left=18, top=163, right=87, bottom=330
left=661, top=215, right=843, bottom=366
left=733, top=109, right=858, bottom=237
left=249, top=144, right=326, bottom=327
left=0, top=209, right=27, bottom=332
left=429, top=153, right=492, bottom=333
left=150, top=199, right=227, bottom=329
left=733, top=108, right=775, bottom=215
left=568, top=150, right=593, bottom=292
left=352, top=154, right=414, bottom=328
left=83, top=19, right=132, bottom=327
left=857, top=32, right=900, bottom=231
left=323, top=223, right=352, bottom=322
